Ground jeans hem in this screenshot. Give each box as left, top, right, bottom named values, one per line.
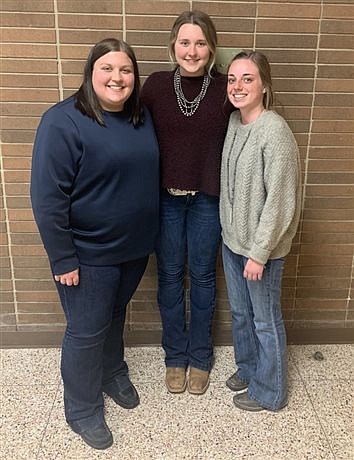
left=189, top=361, right=212, bottom=372
left=248, top=389, right=288, bottom=411
left=235, top=370, right=250, bottom=385
left=165, top=361, right=188, bottom=369
left=67, top=411, right=105, bottom=434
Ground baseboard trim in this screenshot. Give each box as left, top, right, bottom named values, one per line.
left=1, top=327, right=353, bottom=348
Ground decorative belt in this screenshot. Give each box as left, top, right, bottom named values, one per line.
left=167, top=188, right=198, bottom=196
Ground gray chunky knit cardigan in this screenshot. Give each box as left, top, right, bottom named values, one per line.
left=220, top=110, right=302, bottom=265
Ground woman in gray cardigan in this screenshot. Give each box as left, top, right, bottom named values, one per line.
left=220, top=51, right=301, bottom=411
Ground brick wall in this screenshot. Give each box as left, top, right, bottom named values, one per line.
left=1, top=0, right=353, bottom=346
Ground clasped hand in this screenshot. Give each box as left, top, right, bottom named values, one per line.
left=243, top=258, right=264, bottom=281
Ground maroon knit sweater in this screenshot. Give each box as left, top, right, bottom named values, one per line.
left=141, top=70, right=233, bottom=196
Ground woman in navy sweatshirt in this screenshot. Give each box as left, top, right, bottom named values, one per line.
left=30, top=38, right=159, bottom=450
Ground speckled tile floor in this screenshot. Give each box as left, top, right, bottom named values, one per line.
left=1, top=344, right=353, bottom=460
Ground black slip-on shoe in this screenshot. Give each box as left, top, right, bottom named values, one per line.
left=79, top=421, right=113, bottom=450
left=104, top=375, right=140, bottom=409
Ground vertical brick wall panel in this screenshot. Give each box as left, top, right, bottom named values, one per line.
left=1, top=0, right=353, bottom=340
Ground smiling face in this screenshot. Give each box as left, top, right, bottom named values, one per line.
left=92, top=51, right=134, bottom=111
left=174, top=23, right=210, bottom=76
left=227, top=58, right=266, bottom=122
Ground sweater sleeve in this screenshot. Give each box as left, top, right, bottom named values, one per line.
left=30, top=107, right=82, bottom=275
left=249, top=119, right=300, bottom=264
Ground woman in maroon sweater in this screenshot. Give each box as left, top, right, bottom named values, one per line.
left=142, top=10, right=232, bottom=395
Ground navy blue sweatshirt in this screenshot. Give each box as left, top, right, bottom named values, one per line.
left=31, top=96, right=159, bottom=275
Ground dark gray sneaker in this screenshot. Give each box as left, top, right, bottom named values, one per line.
left=79, top=421, right=113, bottom=450
left=233, top=391, right=265, bottom=412
left=226, top=372, right=248, bottom=392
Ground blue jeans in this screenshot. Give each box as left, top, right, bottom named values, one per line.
left=222, top=243, right=287, bottom=410
left=55, top=257, right=148, bottom=433
left=156, top=190, right=221, bottom=371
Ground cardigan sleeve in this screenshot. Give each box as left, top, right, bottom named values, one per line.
left=30, top=107, right=82, bottom=274
left=249, top=119, right=300, bottom=264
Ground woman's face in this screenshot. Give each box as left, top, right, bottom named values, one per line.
left=174, top=24, right=210, bottom=76
left=92, top=51, right=135, bottom=111
left=227, top=58, right=265, bottom=114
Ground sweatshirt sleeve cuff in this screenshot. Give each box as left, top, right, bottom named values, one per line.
left=50, top=256, right=80, bottom=276
left=249, top=244, right=271, bottom=265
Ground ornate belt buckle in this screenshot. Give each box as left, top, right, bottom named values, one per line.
left=167, top=188, right=197, bottom=196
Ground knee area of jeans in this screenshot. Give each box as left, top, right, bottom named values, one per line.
left=65, top=324, right=111, bottom=343
left=189, top=269, right=216, bottom=284
left=253, top=318, right=283, bottom=332
left=158, top=270, right=185, bottom=283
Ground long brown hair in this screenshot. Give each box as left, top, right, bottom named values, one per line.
left=75, top=38, right=144, bottom=127
left=230, top=51, right=274, bottom=109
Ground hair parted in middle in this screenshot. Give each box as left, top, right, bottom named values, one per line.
left=74, top=38, right=144, bottom=127
left=168, top=10, right=217, bottom=75
left=230, top=50, right=275, bottom=110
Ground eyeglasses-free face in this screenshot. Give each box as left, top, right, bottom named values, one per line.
left=92, top=51, right=135, bottom=112
left=227, top=58, right=266, bottom=121
left=174, top=24, right=211, bottom=77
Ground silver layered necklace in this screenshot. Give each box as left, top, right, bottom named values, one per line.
left=173, top=67, right=211, bottom=117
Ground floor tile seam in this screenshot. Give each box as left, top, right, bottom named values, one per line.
left=0, top=382, right=60, bottom=388
left=35, top=378, right=62, bottom=460
left=288, top=349, right=353, bottom=381
left=125, top=376, right=306, bottom=385
left=290, top=355, right=337, bottom=460
left=127, top=378, right=239, bottom=386
left=289, top=376, right=353, bottom=383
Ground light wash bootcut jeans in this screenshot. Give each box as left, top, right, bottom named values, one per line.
left=156, top=190, right=221, bottom=371
left=222, top=243, right=288, bottom=410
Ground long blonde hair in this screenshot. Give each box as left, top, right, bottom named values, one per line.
left=168, top=10, right=217, bottom=75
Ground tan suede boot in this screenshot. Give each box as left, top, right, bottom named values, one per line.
left=187, top=367, right=210, bottom=395
left=165, top=367, right=187, bottom=393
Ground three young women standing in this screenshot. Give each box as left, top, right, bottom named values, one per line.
left=142, top=10, right=232, bottom=395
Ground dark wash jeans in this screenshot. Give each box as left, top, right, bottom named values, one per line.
left=156, top=190, right=221, bottom=371
left=55, top=257, right=148, bottom=433
left=222, top=243, right=288, bottom=410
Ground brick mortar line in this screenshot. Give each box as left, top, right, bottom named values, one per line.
left=298, top=1, right=324, bottom=238
left=254, top=0, right=259, bottom=50
left=53, top=0, right=64, bottom=101
left=0, top=142, right=19, bottom=327
left=122, top=0, right=126, bottom=41
left=345, top=254, right=354, bottom=323
left=291, top=2, right=324, bottom=323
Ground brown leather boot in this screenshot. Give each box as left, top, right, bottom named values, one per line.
left=187, top=367, right=210, bottom=395
left=165, top=367, right=187, bottom=393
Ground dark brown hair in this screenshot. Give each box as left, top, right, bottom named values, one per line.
left=75, top=38, right=144, bottom=126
